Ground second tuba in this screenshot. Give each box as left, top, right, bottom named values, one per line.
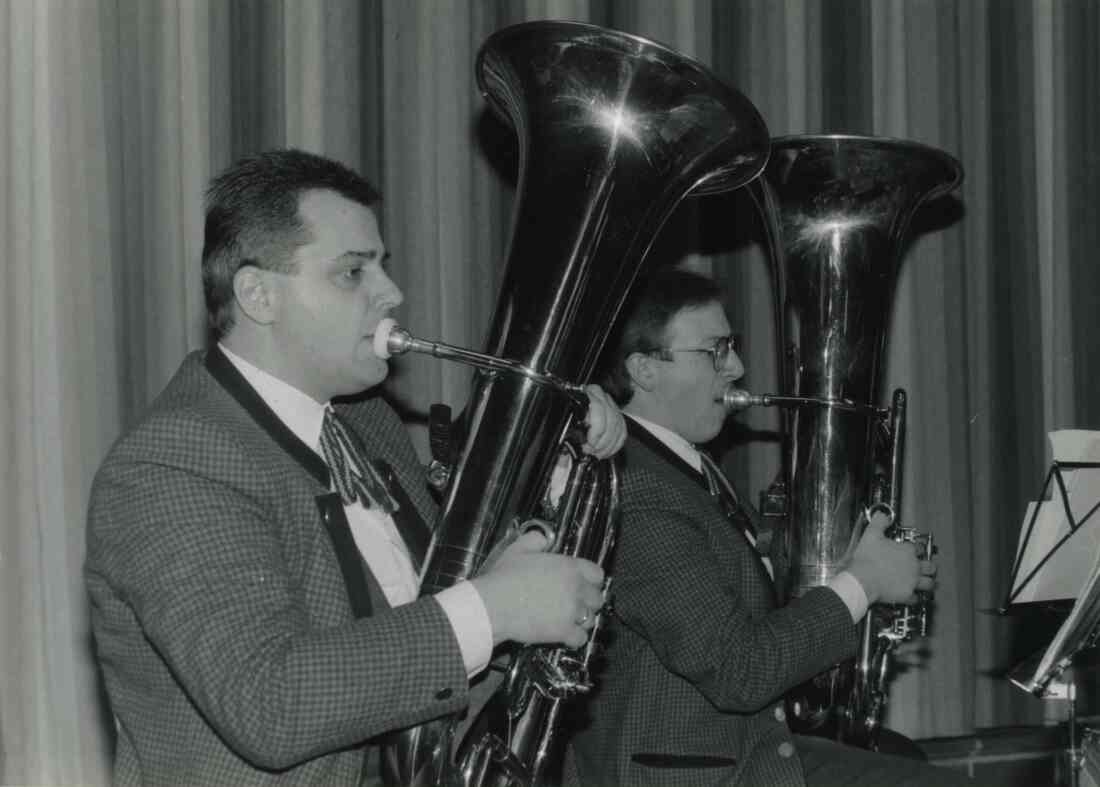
left=381, top=20, right=770, bottom=787
left=734, top=134, right=963, bottom=748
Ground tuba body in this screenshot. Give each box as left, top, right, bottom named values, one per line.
left=382, top=20, right=770, bottom=787
left=746, top=134, right=962, bottom=748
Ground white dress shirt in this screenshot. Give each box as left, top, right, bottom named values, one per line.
left=626, top=413, right=869, bottom=623
left=220, top=344, right=493, bottom=675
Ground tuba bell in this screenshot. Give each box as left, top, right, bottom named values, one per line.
left=730, top=134, right=962, bottom=748
left=381, top=20, right=770, bottom=787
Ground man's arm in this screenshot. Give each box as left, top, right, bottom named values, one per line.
left=612, top=494, right=859, bottom=713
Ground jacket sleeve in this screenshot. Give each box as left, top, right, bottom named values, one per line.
left=610, top=468, right=860, bottom=713
left=85, top=410, right=468, bottom=771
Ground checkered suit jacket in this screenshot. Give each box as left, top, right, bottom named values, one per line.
left=569, top=419, right=860, bottom=787
left=86, top=349, right=468, bottom=786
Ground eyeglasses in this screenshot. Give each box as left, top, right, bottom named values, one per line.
left=655, top=335, right=742, bottom=371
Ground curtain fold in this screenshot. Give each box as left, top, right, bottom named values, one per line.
left=3, top=0, right=1098, bottom=782
left=2, top=1, right=122, bottom=782
left=112, top=0, right=226, bottom=402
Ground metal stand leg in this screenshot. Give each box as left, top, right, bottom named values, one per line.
left=1047, top=668, right=1081, bottom=787
left=1070, top=680, right=1080, bottom=787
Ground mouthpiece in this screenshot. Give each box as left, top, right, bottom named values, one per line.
left=721, top=388, right=768, bottom=411
left=373, top=317, right=411, bottom=359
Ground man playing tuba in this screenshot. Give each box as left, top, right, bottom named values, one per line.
left=568, top=268, right=968, bottom=787
left=85, top=149, right=625, bottom=787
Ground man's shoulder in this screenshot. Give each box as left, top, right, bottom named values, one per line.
left=615, top=433, right=724, bottom=541
left=87, top=351, right=258, bottom=541
left=98, top=350, right=249, bottom=471
left=621, top=432, right=693, bottom=487
left=623, top=432, right=670, bottom=467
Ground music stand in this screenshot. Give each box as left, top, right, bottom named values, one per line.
left=1004, top=460, right=1100, bottom=616
left=1004, top=456, right=1100, bottom=787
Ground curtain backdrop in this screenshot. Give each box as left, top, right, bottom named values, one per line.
left=3, top=0, right=1098, bottom=783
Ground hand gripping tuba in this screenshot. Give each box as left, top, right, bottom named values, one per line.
left=733, top=134, right=962, bottom=749
left=381, top=20, right=769, bottom=787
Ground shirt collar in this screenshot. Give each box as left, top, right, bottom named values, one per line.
left=626, top=413, right=703, bottom=473
left=218, top=344, right=327, bottom=453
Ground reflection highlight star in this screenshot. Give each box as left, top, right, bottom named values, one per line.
left=590, top=103, right=642, bottom=147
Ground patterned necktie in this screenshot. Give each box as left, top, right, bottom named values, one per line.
left=698, top=450, right=758, bottom=540
left=319, top=408, right=399, bottom=514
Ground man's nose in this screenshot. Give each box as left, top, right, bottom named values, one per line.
left=722, top=350, right=745, bottom=381
left=373, top=273, right=404, bottom=312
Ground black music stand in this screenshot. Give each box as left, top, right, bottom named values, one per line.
left=1004, top=459, right=1100, bottom=787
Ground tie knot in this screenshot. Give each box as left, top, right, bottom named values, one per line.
left=319, top=409, right=399, bottom=513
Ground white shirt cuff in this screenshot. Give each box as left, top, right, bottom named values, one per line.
left=434, top=580, right=494, bottom=678
left=827, top=570, right=870, bottom=623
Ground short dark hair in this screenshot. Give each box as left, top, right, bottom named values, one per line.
left=201, top=149, right=382, bottom=340
left=598, top=268, right=724, bottom=404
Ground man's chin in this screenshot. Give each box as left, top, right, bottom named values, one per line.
left=334, top=364, right=389, bottom=398
left=698, top=412, right=727, bottom=443
left=358, top=365, right=389, bottom=390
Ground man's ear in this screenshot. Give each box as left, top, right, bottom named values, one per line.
left=624, top=352, right=658, bottom=393
left=233, top=266, right=277, bottom=325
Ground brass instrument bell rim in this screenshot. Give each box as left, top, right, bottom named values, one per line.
left=474, top=19, right=772, bottom=198
left=475, top=19, right=727, bottom=91
left=767, top=132, right=964, bottom=195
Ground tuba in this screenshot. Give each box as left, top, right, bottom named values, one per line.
left=729, top=134, right=962, bottom=748
left=381, top=20, right=770, bottom=787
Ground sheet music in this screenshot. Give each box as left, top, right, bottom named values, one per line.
left=1050, top=430, right=1100, bottom=465
left=1051, top=430, right=1100, bottom=523
left=1009, top=431, right=1100, bottom=604
left=1012, top=502, right=1088, bottom=603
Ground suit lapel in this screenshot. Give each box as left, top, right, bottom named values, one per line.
left=627, top=419, right=777, bottom=601
left=314, top=493, right=375, bottom=617
left=205, top=346, right=329, bottom=486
